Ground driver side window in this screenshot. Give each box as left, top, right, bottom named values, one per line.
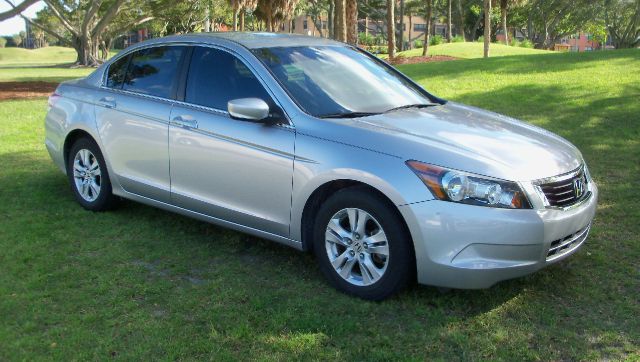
left=185, top=47, right=272, bottom=110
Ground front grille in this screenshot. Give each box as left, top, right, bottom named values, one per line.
left=536, top=167, right=589, bottom=208
left=546, top=224, right=591, bottom=261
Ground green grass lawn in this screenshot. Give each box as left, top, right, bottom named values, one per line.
left=0, top=49, right=639, bottom=360
left=380, top=41, right=551, bottom=59
left=0, top=46, right=80, bottom=65
left=0, top=66, right=94, bottom=83
left=0, top=46, right=116, bottom=82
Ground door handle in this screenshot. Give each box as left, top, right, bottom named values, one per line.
left=171, top=115, right=198, bottom=129
left=98, top=97, right=116, bottom=109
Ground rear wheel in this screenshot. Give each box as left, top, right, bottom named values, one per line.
left=67, top=137, right=118, bottom=211
left=313, top=187, right=413, bottom=300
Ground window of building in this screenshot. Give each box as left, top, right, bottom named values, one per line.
left=414, top=23, right=426, bottom=31
left=122, top=46, right=185, bottom=98
left=185, top=47, right=271, bottom=110
left=303, top=20, right=308, bottom=30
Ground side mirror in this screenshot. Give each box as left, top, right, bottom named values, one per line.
left=227, top=98, right=270, bottom=122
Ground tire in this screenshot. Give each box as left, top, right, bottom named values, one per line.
left=312, top=187, right=414, bottom=300
left=67, top=137, right=118, bottom=211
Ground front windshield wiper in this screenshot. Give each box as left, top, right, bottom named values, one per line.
left=319, top=112, right=380, bottom=119
left=384, top=103, right=438, bottom=113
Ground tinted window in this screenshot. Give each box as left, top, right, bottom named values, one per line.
left=186, top=47, right=271, bottom=110
left=253, top=46, right=435, bottom=117
left=106, top=55, right=129, bottom=89
left=123, top=46, right=185, bottom=98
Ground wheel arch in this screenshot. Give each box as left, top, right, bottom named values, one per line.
left=63, top=128, right=99, bottom=169
left=299, top=179, right=415, bottom=268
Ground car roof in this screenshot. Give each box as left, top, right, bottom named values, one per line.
left=150, top=32, right=346, bottom=49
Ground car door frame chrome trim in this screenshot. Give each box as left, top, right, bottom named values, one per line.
left=100, top=41, right=296, bottom=128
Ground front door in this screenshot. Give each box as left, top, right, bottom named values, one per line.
left=169, top=46, right=295, bottom=237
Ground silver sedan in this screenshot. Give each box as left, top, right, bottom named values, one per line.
left=45, top=33, right=597, bottom=300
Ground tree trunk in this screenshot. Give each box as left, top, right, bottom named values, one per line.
left=386, top=0, right=395, bottom=57
left=334, top=0, right=347, bottom=41
left=233, top=3, right=239, bottom=31
left=346, top=0, right=358, bottom=44
left=365, top=16, right=369, bottom=36
left=399, top=0, right=404, bottom=52
left=74, top=35, right=100, bottom=66
left=408, top=15, right=412, bottom=48
left=447, top=0, right=452, bottom=42
left=204, top=5, right=211, bottom=32
left=240, top=9, right=246, bottom=31
left=365, top=0, right=369, bottom=36
left=455, top=0, right=465, bottom=41
left=483, top=0, right=491, bottom=57
left=526, top=9, right=532, bottom=39
left=328, top=0, right=335, bottom=39
left=422, top=0, right=432, bottom=56
left=500, top=0, right=508, bottom=45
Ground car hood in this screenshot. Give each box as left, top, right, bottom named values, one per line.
left=311, top=102, right=583, bottom=181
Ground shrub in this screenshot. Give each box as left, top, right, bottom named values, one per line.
left=430, top=34, right=444, bottom=46
left=509, top=38, right=520, bottom=47
left=520, top=39, right=534, bottom=48
left=0, top=37, right=6, bottom=48
left=477, top=35, right=484, bottom=43
left=358, top=32, right=376, bottom=47
left=414, top=39, right=423, bottom=48
left=367, top=45, right=388, bottom=54
left=452, top=35, right=464, bottom=43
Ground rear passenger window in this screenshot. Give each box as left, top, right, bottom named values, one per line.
left=106, top=55, right=129, bottom=89
left=123, top=46, right=186, bottom=99
left=185, top=47, right=271, bottom=110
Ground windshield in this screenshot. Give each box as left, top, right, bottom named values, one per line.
left=253, top=46, right=436, bottom=118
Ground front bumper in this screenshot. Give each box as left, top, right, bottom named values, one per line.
left=398, top=182, right=598, bottom=289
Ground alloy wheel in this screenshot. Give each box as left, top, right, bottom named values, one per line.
left=72, top=148, right=101, bottom=202
left=324, top=208, right=389, bottom=286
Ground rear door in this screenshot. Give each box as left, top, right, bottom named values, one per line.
left=168, top=46, right=295, bottom=237
left=94, top=45, right=187, bottom=202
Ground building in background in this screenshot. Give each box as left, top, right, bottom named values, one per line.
left=280, top=14, right=453, bottom=50
left=559, top=33, right=601, bottom=51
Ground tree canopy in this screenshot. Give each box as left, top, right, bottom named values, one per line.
left=1, top=0, right=637, bottom=66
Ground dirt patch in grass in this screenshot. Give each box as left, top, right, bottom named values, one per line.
left=389, top=55, right=459, bottom=65
left=0, top=81, right=57, bottom=100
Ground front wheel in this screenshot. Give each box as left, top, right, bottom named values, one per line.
left=67, top=137, right=118, bottom=211
left=313, top=187, right=414, bottom=300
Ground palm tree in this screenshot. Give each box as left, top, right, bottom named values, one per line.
left=421, top=0, right=432, bottom=56
left=255, top=0, right=299, bottom=32
left=499, top=0, right=508, bottom=44
left=346, top=0, right=358, bottom=44
left=447, top=0, right=452, bottom=42
left=456, top=0, right=465, bottom=41
left=229, top=0, right=243, bottom=31
left=240, top=0, right=259, bottom=31
left=483, top=0, right=491, bottom=57
left=334, top=0, right=347, bottom=41
left=386, top=0, right=395, bottom=57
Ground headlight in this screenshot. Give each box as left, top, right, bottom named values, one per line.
left=406, top=160, right=532, bottom=209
